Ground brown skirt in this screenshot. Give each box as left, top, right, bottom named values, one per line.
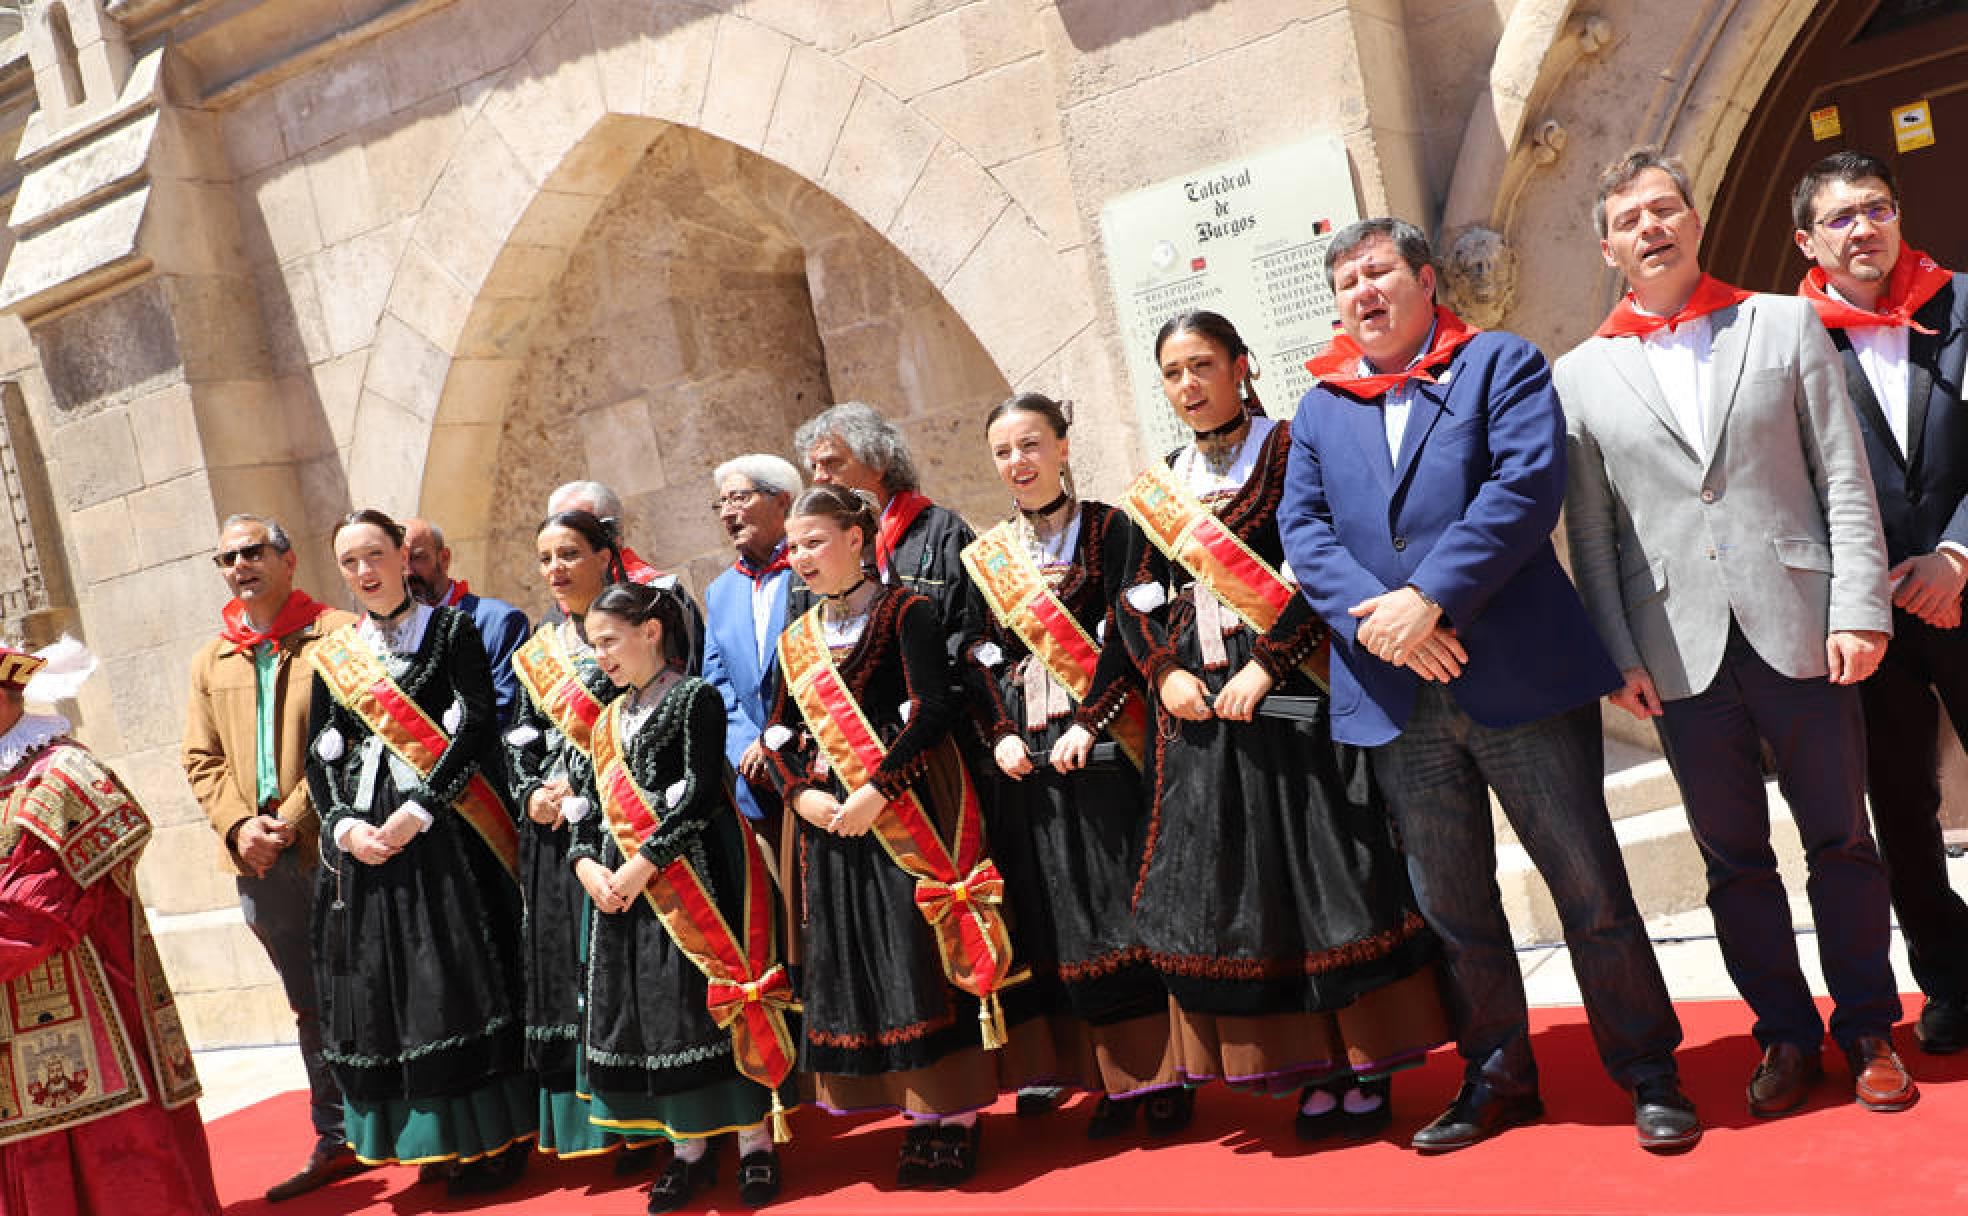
left=1168, top=967, right=1450, bottom=1096
left=810, top=1017, right=1065, bottom=1117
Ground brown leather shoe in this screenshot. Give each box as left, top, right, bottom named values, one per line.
left=265, top=1140, right=367, bottom=1202
left=1746, top=1042, right=1823, bottom=1118
left=1846, top=1035, right=1919, bottom=1112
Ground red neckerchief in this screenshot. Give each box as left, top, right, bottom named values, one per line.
left=219, top=589, right=330, bottom=650
left=1799, top=247, right=1949, bottom=335
left=876, top=491, right=932, bottom=578
left=441, top=579, right=471, bottom=607
left=734, top=541, right=790, bottom=584
left=621, top=546, right=666, bottom=586
left=1305, top=307, right=1481, bottom=401
left=1595, top=274, right=1753, bottom=339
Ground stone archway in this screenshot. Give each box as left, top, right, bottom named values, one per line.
left=341, top=4, right=1091, bottom=581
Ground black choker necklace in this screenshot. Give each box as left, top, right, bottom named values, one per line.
left=822, top=576, right=869, bottom=602
left=1194, top=414, right=1249, bottom=441
left=371, top=596, right=414, bottom=622
left=1019, top=490, right=1072, bottom=519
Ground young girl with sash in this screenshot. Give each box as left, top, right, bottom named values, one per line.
left=762, top=485, right=1027, bottom=1190
left=958, top=393, right=1179, bottom=1139
left=569, top=582, right=797, bottom=1214
left=1117, top=312, right=1448, bottom=1139
left=503, top=509, right=635, bottom=1161
left=304, top=510, right=533, bottom=1194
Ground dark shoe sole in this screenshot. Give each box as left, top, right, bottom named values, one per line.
left=1638, top=1123, right=1703, bottom=1152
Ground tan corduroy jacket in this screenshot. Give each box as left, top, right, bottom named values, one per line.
left=181, top=606, right=355, bottom=875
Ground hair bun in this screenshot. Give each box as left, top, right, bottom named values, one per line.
left=1058, top=398, right=1075, bottom=425
left=597, top=515, right=622, bottom=543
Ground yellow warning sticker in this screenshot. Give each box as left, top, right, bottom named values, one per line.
left=1811, top=105, right=1842, bottom=141
left=1893, top=100, right=1936, bottom=152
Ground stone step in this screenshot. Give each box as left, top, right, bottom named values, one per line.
left=148, top=904, right=295, bottom=1050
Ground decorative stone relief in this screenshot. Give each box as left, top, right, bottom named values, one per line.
left=1440, top=226, right=1521, bottom=330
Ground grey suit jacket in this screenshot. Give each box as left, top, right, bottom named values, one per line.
left=1554, top=293, right=1891, bottom=702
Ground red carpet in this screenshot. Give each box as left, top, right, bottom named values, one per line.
left=207, top=998, right=1968, bottom=1215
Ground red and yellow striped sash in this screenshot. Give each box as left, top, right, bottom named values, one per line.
left=511, top=626, right=605, bottom=754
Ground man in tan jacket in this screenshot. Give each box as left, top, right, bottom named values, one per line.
left=182, top=513, right=359, bottom=1202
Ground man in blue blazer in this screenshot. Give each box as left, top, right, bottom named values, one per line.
left=1279, top=218, right=1694, bottom=1152
left=403, top=517, right=529, bottom=728
left=701, top=454, right=802, bottom=838
left=1794, top=150, right=1968, bottom=1056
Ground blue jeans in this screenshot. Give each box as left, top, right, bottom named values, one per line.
left=1655, top=625, right=1900, bottom=1050
left=1372, top=686, right=1682, bottom=1096
left=238, top=848, right=343, bottom=1141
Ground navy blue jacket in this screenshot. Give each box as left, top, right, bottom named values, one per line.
left=456, top=590, right=529, bottom=729
left=1279, top=329, right=1620, bottom=746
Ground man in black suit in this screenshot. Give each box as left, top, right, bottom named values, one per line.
left=1795, top=148, right=1968, bottom=1055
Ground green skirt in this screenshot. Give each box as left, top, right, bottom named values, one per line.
left=345, top=1071, right=536, bottom=1165
left=588, top=1074, right=796, bottom=1142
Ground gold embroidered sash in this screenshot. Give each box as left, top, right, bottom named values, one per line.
left=512, top=626, right=606, bottom=755
left=591, top=696, right=795, bottom=1140
left=777, top=607, right=1013, bottom=1047
left=961, top=522, right=1150, bottom=767
left=1123, top=461, right=1330, bottom=689
left=311, top=625, right=519, bottom=881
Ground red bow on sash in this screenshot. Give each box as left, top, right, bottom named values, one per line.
left=1799, top=247, right=1950, bottom=334
left=219, top=590, right=330, bottom=650
left=705, top=966, right=797, bottom=1035
left=1595, top=274, right=1753, bottom=339
left=910, top=861, right=1010, bottom=996
left=1305, top=307, right=1481, bottom=401
left=876, top=491, right=932, bottom=577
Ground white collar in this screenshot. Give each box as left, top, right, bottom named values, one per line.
left=0, top=712, right=70, bottom=773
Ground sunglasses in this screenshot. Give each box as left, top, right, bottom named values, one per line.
left=214, top=542, right=272, bottom=567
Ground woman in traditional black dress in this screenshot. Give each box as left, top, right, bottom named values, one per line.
left=1116, top=312, right=1449, bottom=1139
left=763, top=485, right=1032, bottom=1189
left=958, top=393, right=1178, bottom=1138
left=305, top=509, right=532, bottom=1194
left=503, top=509, right=632, bottom=1160
left=570, top=581, right=796, bottom=1214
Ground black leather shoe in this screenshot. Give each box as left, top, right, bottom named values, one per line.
left=646, top=1145, right=718, bottom=1214
left=894, top=1124, right=937, bottom=1190
left=1142, top=1086, right=1195, bottom=1136
left=1296, top=1079, right=1392, bottom=1143
left=447, top=1143, right=528, bottom=1197
left=1015, top=1084, right=1068, bottom=1116
left=1410, top=1082, right=1542, bottom=1153
left=265, top=1139, right=368, bottom=1202
left=1633, top=1077, right=1702, bottom=1151
left=1917, top=997, right=1968, bottom=1055
left=927, top=1121, right=980, bottom=1188
left=1085, top=1094, right=1138, bottom=1140
left=736, top=1149, right=782, bottom=1209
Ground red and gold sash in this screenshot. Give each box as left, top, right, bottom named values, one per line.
left=776, top=607, right=1014, bottom=1047
left=310, top=625, right=519, bottom=881
left=591, top=695, right=795, bottom=1141
left=961, top=522, right=1150, bottom=767
left=1122, top=461, right=1330, bottom=689
left=511, top=626, right=606, bottom=755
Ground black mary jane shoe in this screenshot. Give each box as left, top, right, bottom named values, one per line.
left=647, top=1144, right=719, bottom=1215
left=447, top=1144, right=528, bottom=1197
left=1326, top=1076, right=1394, bottom=1140
left=1142, top=1086, right=1196, bottom=1136
left=615, top=1140, right=664, bottom=1177
left=736, top=1148, right=783, bottom=1208
left=895, top=1124, right=938, bottom=1190
left=1294, top=1086, right=1345, bottom=1142
left=927, top=1121, right=981, bottom=1188
left=1086, top=1093, right=1139, bottom=1140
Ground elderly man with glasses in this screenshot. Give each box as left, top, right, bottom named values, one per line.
left=181, top=513, right=360, bottom=1201
left=1794, top=149, right=1968, bottom=1058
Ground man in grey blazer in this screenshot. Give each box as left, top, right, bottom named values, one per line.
left=1556, top=147, right=1913, bottom=1118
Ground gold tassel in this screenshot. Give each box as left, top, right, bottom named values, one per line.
left=978, top=993, right=1007, bottom=1051
left=769, top=1090, right=792, bottom=1145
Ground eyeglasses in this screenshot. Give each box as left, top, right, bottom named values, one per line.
left=711, top=489, right=759, bottom=512
left=1816, top=202, right=1899, bottom=231
left=213, top=542, right=272, bottom=567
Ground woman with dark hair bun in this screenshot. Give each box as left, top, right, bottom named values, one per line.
left=760, top=484, right=1033, bottom=1190
left=566, top=580, right=797, bottom=1213
left=502, top=508, right=639, bottom=1164
left=1116, top=312, right=1448, bottom=1139
left=305, top=508, right=533, bottom=1194
left=957, top=392, right=1178, bottom=1138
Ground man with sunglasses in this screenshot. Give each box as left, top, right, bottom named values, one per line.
left=181, top=514, right=359, bottom=1202
left=1794, top=149, right=1968, bottom=1057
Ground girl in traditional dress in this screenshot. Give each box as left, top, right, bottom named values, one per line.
left=305, top=509, right=533, bottom=1194
left=763, top=485, right=1025, bottom=1189
left=570, top=581, right=797, bottom=1214
left=503, top=510, right=633, bottom=1161
left=1116, top=312, right=1449, bottom=1139
left=958, top=393, right=1179, bottom=1138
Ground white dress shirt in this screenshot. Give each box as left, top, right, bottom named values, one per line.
left=1635, top=312, right=1712, bottom=451
left=1361, top=320, right=1439, bottom=464
left=1828, top=281, right=1912, bottom=459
